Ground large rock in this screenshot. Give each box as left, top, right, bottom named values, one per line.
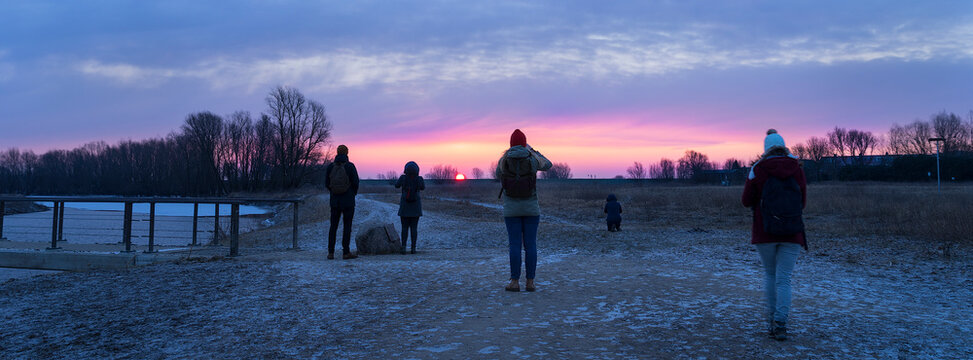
left=354, top=223, right=401, bottom=254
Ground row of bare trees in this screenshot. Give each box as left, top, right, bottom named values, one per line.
left=789, top=110, right=973, bottom=161
left=0, top=86, right=333, bottom=195
left=620, top=110, right=971, bottom=182
left=887, top=111, right=971, bottom=155
left=627, top=151, right=739, bottom=181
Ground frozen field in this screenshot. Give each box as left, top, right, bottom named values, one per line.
left=1, top=194, right=970, bottom=359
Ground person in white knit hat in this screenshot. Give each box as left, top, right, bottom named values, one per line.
left=749, top=129, right=798, bottom=180
left=742, top=129, right=808, bottom=341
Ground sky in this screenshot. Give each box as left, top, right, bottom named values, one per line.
left=1, top=0, right=971, bottom=178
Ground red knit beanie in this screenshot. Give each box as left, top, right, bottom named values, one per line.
left=510, top=129, right=527, bottom=147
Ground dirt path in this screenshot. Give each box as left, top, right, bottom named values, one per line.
left=1, top=196, right=970, bottom=359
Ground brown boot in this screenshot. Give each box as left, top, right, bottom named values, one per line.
left=327, top=253, right=335, bottom=260
left=525, top=279, right=536, bottom=292
left=342, top=252, right=358, bottom=260
left=504, top=279, right=520, bottom=292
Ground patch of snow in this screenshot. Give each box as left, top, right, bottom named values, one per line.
left=416, top=343, right=461, bottom=353
left=478, top=345, right=499, bottom=354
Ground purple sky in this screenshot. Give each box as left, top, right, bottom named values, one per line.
left=1, top=1, right=971, bottom=177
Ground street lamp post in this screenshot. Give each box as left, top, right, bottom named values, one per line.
left=928, top=137, right=944, bottom=193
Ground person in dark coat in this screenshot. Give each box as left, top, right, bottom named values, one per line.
left=394, top=161, right=425, bottom=254
left=742, top=129, right=807, bottom=341
left=604, top=194, right=622, bottom=232
left=324, top=144, right=360, bottom=260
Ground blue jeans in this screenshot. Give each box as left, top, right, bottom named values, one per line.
left=505, top=216, right=539, bottom=280
left=756, top=242, right=801, bottom=324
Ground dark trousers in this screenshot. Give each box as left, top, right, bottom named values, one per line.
left=400, top=216, right=419, bottom=250
left=328, top=206, right=355, bottom=254
left=607, top=220, right=621, bottom=232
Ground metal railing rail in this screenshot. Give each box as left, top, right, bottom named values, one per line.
left=0, top=196, right=303, bottom=257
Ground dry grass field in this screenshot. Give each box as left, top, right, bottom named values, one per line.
left=360, top=180, right=973, bottom=259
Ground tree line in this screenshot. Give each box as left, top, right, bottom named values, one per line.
left=0, top=86, right=333, bottom=196
left=621, top=109, right=973, bottom=182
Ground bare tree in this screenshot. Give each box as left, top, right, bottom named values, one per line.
left=649, top=158, right=675, bottom=180
left=543, top=162, right=572, bottom=179
left=425, top=164, right=459, bottom=184
left=968, top=110, right=973, bottom=150
left=377, top=170, right=398, bottom=184
left=828, top=127, right=849, bottom=157
left=888, top=120, right=933, bottom=155
left=804, top=136, right=832, bottom=162
left=626, top=161, right=647, bottom=179
left=846, top=129, right=878, bottom=158
left=265, top=86, right=333, bottom=188
left=489, top=161, right=500, bottom=180
left=887, top=123, right=911, bottom=155
left=221, top=111, right=257, bottom=191
left=471, top=167, right=484, bottom=179
left=722, top=158, right=743, bottom=170
left=791, top=143, right=809, bottom=160
left=677, top=150, right=711, bottom=179
left=932, top=111, right=967, bottom=152
left=252, top=114, right=275, bottom=189
left=182, top=111, right=224, bottom=195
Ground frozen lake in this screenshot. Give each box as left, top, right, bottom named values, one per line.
left=38, top=202, right=273, bottom=217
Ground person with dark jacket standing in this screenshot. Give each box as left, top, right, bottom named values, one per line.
left=325, top=144, right=360, bottom=260
left=395, top=161, right=425, bottom=254
left=495, top=129, right=553, bottom=292
left=604, top=194, right=623, bottom=232
left=742, top=129, right=807, bottom=341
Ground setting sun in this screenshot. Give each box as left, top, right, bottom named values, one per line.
left=455, top=173, right=466, bottom=181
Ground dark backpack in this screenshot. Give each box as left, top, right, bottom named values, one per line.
left=500, top=154, right=536, bottom=198
left=760, top=176, right=804, bottom=236
left=403, top=176, right=419, bottom=203
left=329, top=162, right=351, bottom=195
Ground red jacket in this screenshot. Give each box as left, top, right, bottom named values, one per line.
left=742, top=156, right=807, bottom=248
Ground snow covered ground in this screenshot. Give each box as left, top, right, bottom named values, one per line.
left=1, top=196, right=970, bottom=359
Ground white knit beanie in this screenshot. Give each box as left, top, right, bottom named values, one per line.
left=764, top=129, right=786, bottom=153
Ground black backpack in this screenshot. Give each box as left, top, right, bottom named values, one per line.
left=403, top=176, right=419, bottom=203
left=329, top=162, right=351, bottom=195
left=760, top=176, right=804, bottom=236
left=500, top=155, right=536, bottom=198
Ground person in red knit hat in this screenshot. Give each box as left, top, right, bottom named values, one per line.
left=495, top=129, right=552, bottom=292
left=510, top=129, right=527, bottom=147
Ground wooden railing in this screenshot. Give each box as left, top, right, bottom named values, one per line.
left=0, top=196, right=303, bottom=256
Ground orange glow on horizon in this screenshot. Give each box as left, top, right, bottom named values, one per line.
left=455, top=173, right=466, bottom=181
left=340, top=115, right=805, bottom=178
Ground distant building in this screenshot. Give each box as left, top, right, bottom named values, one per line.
left=818, top=154, right=898, bottom=167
